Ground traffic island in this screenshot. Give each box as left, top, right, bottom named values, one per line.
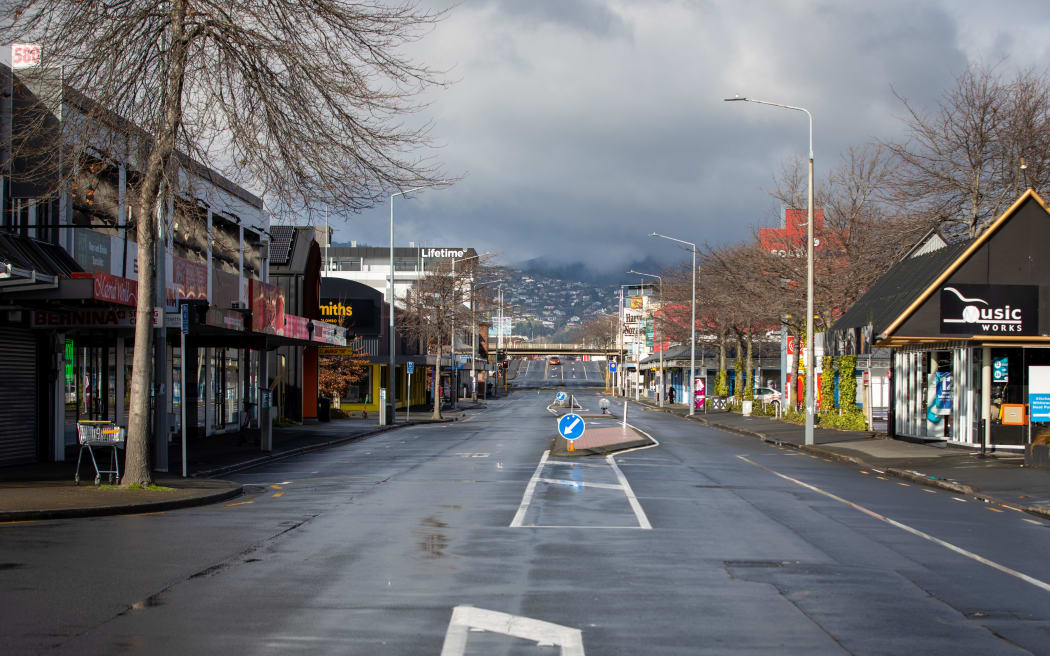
left=550, top=418, right=654, bottom=457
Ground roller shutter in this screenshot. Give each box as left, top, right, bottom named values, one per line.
left=0, top=328, right=38, bottom=466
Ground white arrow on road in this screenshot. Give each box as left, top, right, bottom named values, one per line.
left=441, top=606, right=585, bottom=656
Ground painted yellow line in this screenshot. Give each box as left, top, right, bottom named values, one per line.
left=226, top=501, right=254, bottom=507
left=1002, top=505, right=1025, bottom=513
left=986, top=507, right=1004, bottom=513
left=859, top=470, right=869, bottom=475
left=876, top=476, right=887, bottom=480
left=897, top=483, right=910, bottom=487
left=923, top=489, right=936, bottom=494
left=128, top=511, right=166, bottom=517
left=0, top=520, right=40, bottom=525
left=273, top=492, right=284, bottom=498
left=270, top=484, right=282, bottom=490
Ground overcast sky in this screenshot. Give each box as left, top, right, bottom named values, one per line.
left=324, top=0, right=1050, bottom=276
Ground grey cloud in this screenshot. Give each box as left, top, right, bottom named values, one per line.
left=333, top=0, right=1050, bottom=277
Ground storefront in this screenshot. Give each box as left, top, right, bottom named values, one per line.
left=831, top=190, right=1050, bottom=451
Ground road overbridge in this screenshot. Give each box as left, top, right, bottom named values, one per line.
left=501, top=343, right=620, bottom=358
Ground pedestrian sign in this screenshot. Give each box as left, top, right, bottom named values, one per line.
left=557, top=413, right=586, bottom=441
left=407, top=361, right=415, bottom=375
left=609, top=361, right=617, bottom=373
left=555, top=391, right=567, bottom=402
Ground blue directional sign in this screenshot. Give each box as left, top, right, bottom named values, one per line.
left=609, top=361, right=617, bottom=373
left=557, top=413, right=586, bottom=441
left=555, top=391, right=567, bottom=402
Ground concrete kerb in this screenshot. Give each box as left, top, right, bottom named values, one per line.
left=194, top=417, right=460, bottom=479
left=635, top=399, right=1050, bottom=521
left=0, top=484, right=244, bottom=522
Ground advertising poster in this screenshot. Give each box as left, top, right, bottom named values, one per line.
left=694, top=378, right=706, bottom=410
left=1029, top=366, right=1050, bottom=422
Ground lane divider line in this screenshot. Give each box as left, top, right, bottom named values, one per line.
left=737, top=455, right=1050, bottom=594
left=510, top=450, right=550, bottom=528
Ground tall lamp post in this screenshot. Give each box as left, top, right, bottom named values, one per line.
left=627, top=270, right=664, bottom=408
left=650, top=232, right=696, bottom=415
left=388, top=183, right=447, bottom=425
left=724, top=95, right=814, bottom=445
left=450, top=253, right=485, bottom=408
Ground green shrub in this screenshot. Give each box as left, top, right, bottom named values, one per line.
left=820, top=356, right=835, bottom=413
left=330, top=407, right=349, bottom=419
left=715, top=369, right=729, bottom=396
left=838, top=355, right=858, bottom=409
left=818, top=410, right=868, bottom=431
left=782, top=408, right=805, bottom=425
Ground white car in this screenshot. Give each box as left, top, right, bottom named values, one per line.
left=754, top=387, right=781, bottom=402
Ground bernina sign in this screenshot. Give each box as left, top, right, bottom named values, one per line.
left=940, top=284, right=1038, bottom=335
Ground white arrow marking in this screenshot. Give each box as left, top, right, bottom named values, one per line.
left=564, top=416, right=581, bottom=434
left=441, top=606, right=585, bottom=656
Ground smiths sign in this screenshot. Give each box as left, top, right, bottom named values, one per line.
left=940, top=284, right=1038, bottom=335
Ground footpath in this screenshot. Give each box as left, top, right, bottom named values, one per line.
left=634, top=398, right=1050, bottom=519
left=0, top=405, right=470, bottom=522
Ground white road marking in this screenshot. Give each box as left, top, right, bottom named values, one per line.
left=510, top=450, right=550, bottom=528
left=538, top=477, right=624, bottom=490
left=511, top=425, right=657, bottom=530
left=737, top=455, right=1050, bottom=595
left=441, top=606, right=585, bottom=656
left=608, top=453, right=652, bottom=530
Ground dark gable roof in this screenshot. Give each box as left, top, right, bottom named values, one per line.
left=829, top=239, right=971, bottom=339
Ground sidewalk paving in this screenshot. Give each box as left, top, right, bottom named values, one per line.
left=633, top=398, right=1050, bottom=520
left=0, top=407, right=466, bottom=522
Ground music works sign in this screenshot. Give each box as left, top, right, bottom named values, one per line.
left=940, top=284, right=1038, bottom=335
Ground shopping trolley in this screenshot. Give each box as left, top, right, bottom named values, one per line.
left=75, top=421, right=126, bottom=486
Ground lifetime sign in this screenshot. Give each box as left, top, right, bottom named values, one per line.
left=555, top=391, right=567, bottom=403
left=609, top=361, right=617, bottom=373
left=557, top=413, right=586, bottom=441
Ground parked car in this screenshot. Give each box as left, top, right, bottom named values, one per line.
left=754, top=387, right=781, bottom=402
left=549, top=356, right=561, bottom=366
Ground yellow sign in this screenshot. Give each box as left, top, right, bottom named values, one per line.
left=320, top=301, right=353, bottom=318
left=630, top=297, right=643, bottom=309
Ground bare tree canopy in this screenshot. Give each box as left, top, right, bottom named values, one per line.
left=3, top=0, right=449, bottom=212
left=885, top=63, right=1050, bottom=237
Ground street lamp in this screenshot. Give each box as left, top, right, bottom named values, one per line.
left=651, top=232, right=696, bottom=415
left=388, top=182, right=449, bottom=425
left=627, top=270, right=664, bottom=408
left=724, top=95, right=814, bottom=445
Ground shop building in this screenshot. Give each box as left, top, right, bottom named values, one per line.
left=829, top=189, right=1050, bottom=451
left=0, top=61, right=345, bottom=469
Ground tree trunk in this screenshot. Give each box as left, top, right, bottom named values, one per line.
left=121, top=0, right=190, bottom=487
left=746, top=330, right=754, bottom=397
left=431, top=359, right=442, bottom=420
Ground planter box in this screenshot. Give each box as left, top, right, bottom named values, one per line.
left=1025, top=444, right=1050, bottom=469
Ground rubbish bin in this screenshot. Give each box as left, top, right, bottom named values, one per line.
left=318, top=396, right=332, bottom=422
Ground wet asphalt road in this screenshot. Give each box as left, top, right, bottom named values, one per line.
left=4, top=389, right=1050, bottom=654
left=512, top=358, right=607, bottom=388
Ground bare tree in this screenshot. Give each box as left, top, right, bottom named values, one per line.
left=885, top=64, right=1050, bottom=237
left=399, top=259, right=481, bottom=419
left=2, top=1, right=449, bottom=485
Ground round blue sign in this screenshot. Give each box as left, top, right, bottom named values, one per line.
left=557, top=413, right=586, bottom=441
